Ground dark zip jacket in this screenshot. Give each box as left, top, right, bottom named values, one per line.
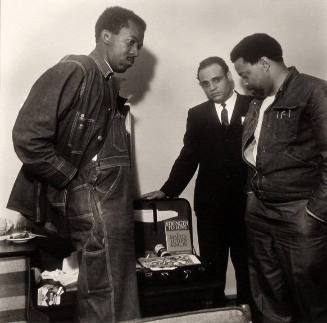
left=242, top=67, right=327, bottom=221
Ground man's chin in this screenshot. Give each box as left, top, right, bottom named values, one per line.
left=114, top=63, right=133, bottom=73
left=211, top=96, right=224, bottom=103
left=252, top=89, right=265, bottom=98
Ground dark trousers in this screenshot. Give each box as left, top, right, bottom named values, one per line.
left=196, top=193, right=251, bottom=305
left=246, top=193, right=327, bottom=323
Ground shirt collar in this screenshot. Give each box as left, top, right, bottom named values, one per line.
left=214, top=90, right=237, bottom=111
left=214, top=90, right=237, bottom=123
left=89, top=50, right=114, bottom=79
left=224, top=90, right=237, bottom=108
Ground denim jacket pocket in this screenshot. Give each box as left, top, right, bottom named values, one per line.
left=68, top=111, right=95, bottom=154
left=34, top=181, right=67, bottom=221
left=270, top=105, right=303, bottom=143
left=46, top=185, right=67, bottom=217
left=284, top=150, right=318, bottom=168
left=34, top=182, right=70, bottom=237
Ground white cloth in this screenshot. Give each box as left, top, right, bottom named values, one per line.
left=244, top=95, right=275, bottom=166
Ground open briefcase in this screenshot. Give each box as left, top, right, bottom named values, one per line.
left=134, top=198, right=223, bottom=317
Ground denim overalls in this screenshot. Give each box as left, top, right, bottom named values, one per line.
left=66, top=99, right=139, bottom=322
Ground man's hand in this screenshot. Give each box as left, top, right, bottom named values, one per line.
left=141, top=190, right=166, bottom=200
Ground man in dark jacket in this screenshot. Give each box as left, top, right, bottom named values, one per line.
left=143, top=56, right=252, bottom=306
left=7, top=7, right=146, bottom=323
left=231, top=33, right=327, bottom=323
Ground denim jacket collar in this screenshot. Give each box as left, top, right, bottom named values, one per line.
left=89, top=50, right=113, bottom=79
left=277, top=66, right=299, bottom=94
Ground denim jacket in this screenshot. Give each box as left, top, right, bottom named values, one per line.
left=242, top=67, right=327, bottom=221
left=7, top=50, right=128, bottom=236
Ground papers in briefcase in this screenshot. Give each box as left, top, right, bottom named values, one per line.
left=137, top=254, right=201, bottom=271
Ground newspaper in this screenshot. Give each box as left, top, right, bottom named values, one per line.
left=137, top=254, right=201, bottom=271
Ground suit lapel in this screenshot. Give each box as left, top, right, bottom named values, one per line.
left=230, top=94, right=244, bottom=125
left=205, top=100, right=222, bottom=127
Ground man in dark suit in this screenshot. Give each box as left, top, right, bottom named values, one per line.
left=142, top=56, right=252, bottom=305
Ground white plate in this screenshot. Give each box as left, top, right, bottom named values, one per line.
left=6, top=233, right=36, bottom=244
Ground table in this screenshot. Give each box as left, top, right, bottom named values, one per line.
left=0, top=239, right=35, bottom=323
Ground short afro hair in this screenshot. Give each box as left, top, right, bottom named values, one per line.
left=197, top=56, right=229, bottom=79
left=95, top=6, right=146, bottom=42
left=230, top=33, right=283, bottom=64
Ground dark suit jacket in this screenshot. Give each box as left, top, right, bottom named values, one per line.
left=161, top=93, right=252, bottom=211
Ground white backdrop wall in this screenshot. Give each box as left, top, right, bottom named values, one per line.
left=1, top=0, right=326, bottom=295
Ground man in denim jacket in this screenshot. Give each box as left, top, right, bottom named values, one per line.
left=230, top=33, right=327, bottom=323
left=7, top=7, right=146, bottom=323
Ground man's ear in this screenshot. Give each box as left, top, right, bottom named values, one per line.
left=259, top=57, right=270, bottom=72
left=101, top=29, right=112, bottom=44
left=227, top=71, right=233, bottom=80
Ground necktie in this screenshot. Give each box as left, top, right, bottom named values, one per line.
left=221, top=103, right=229, bottom=126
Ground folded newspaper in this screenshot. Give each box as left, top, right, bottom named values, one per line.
left=138, top=254, right=201, bottom=271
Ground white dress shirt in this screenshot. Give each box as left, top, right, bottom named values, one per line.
left=244, top=95, right=275, bottom=166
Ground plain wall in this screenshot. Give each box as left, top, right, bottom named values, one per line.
left=1, top=0, right=326, bottom=295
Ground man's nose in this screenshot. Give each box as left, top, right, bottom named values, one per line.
left=244, top=82, right=250, bottom=89
left=242, top=79, right=249, bottom=88
left=208, top=81, right=218, bottom=91
left=130, top=44, right=139, bottom=56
